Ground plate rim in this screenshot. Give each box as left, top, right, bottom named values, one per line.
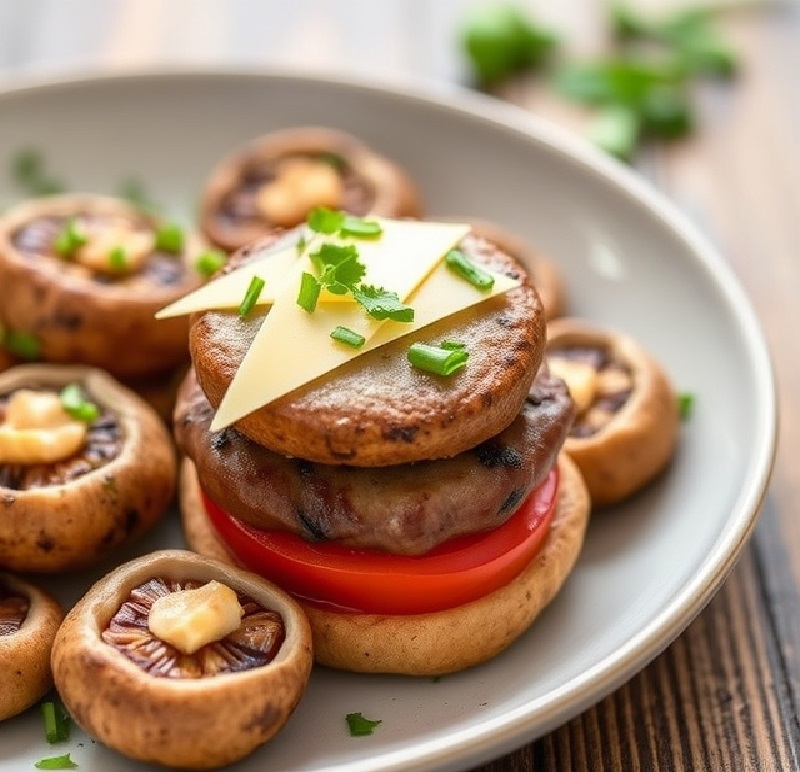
left=0, top=66, right=779, bottom=771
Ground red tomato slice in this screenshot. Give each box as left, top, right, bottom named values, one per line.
left=203, top=465, right=559, bottom=615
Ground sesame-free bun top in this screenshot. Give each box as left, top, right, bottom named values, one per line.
left=190, top=231, right=545, bottom=466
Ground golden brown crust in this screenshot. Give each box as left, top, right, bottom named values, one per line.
left=0, top=365, right=177, bottom=572
left=0, top=194, right=206, bottom=379
left=191, top=236, right=544, bottom=466
left=546, top=318, right=679, bottom=506
left=0, top=573, right=64, bottom=720
left=199, top=126, right=423, bottom=253
left=180, top=454, right=590, bottom=675
left=456, top=218, right=566, bottom=321
left=51, top=550, right=312, bottom=768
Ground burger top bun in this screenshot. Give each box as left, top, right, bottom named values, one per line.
left=179, top=452, right=590, bottom=676
left=191, top=232, right=545, bottom=467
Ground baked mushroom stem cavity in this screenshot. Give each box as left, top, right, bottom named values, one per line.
left=52, top=550, right=313, bottom=769
left=0, top=364, right=176, bottom=573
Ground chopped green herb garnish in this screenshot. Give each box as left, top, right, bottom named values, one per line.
left=352, top=285, right=414, bottom=323
left=53, top=219, right=87, bottom=258
left=153, top=222, right=184, bottom=254
left=118, top=177, right=160, bottom=214
left=60, top=383, right=99, bottom=424
left=11, top=148, right=66, bottom=196
left=295, top=233, right=308, bottom=256
left=340, top=216, right=383, bottom=240
left=587, top=104, right=641, bottom=161
left=316, top=151, right=347, bottom=171
left=239, top=275, right=265, bottom=318
left=41, top=700, right=70, bottom=744
left=678, top=392, right=694, bottom=419
left=311, top=243, right=365, bottom=294
left=2, top=329, right=40, bottom=359
left=34, top=754, right=78, bottom=770
left=307, top=207, right=346, bottom=235
left=107, top=246, right=127, bottom=271
left=460, top=4, right=558, bottom=88
left=195, top=249, right=226, bottom=278
left=330, top=326, right=366, bottom=348
left=408, top=342, right=469, bottom=376
left=444, top=249, right=495, bottom=291
left=297, top=272, right=322, bottom=313
left=440, top=340, right=467, bottom=351
left=346, top=712, right=382, bottom=737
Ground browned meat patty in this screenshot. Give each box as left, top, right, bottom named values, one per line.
left=191, top=231, right=544, bottom=467
left=175, top=366, right=574, bottom=555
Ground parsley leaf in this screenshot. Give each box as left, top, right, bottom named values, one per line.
left=352, top=285, right=414, bottom=323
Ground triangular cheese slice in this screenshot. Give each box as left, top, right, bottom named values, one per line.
left=209, top=259, right=518, bottom=431
left=156, top=219, right=471, bottom=317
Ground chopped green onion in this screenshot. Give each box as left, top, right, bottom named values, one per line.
left=53, top=219, right=87, bottom=258
left=678, top=392, right=694, bottom=419
left=587, top=104, right=641, bottom=161
left=408, top=342, right=469, bottom=376
left=153, top=222, right=184, bottom=254
left=239, top=275, right=265, bottom=318
left=340, top=216, right=383, bottom=240
left=11, top=148, right=66, bottom=196
left=34, top=754, right=78, bottom=770
left=195, top=249, right=226, bottom=278
left=440, top=340, right=467, bottom=351
left=444, top=249, right=495, bottom=291
left=352, top=285, right=414, bottom=323
left=345, top=712, right=382, bottom=737
left=107, top=246, right=128, bottom=271
left=2, top=329, right=40, bottom=359
left=295, top=233, right=308, bottom=256
left=297, top=272, right=322, bottom=313
left=41, top=700, right=70, bottom=744
left=60, top=383, right=100, bottom=423
left=316, top=151, right=347, bottom=170
left=118, top=177, right=160, bottom=213
left=330, top=326, right=365, bottom=348
left=307, top=207, right=345, bottom=235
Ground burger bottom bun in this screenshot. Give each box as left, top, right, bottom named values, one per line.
left=179, top=454, right=590, bottom=675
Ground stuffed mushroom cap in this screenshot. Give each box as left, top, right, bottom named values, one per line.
left=545, top=317, right=679, bottom=506
left=199, top=126, right=423, bottom=253
left=0, top=194, right=210, bottom=379
left=0, top=364, right=176, bottom=572
left=0, top=572, right=64, bottom=721
left=52, top=550, right=313, bottom=769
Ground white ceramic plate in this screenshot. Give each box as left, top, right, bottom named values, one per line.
left=0, top=71, right=776, bottom=772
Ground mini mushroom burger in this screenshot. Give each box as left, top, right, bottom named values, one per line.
left=0, top=364, right=176, bottom=572
left=51, top=550, right=312, bottom=769
left=0, top=572, right=64, bottom=721
left=0, top=194, right=223, bottom=418
left=545, top=317, right=680, bottom=507
left=160, top=209, right=591, bottom=676
left=198, top=126, right=423, bottom=253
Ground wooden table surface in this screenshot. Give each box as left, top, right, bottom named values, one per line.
left=0, top=1, right=796, bottom=770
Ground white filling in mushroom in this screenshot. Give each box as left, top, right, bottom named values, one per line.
left=68, top=215, right=155, bottom=275
left=0, top=390, right=86, bottom=464
left=256, top=157, right=344, bottom=226
left=148, top=580, right=244, bottom=655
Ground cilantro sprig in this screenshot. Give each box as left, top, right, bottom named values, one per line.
left=295, top=208, right=412, bottom=324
